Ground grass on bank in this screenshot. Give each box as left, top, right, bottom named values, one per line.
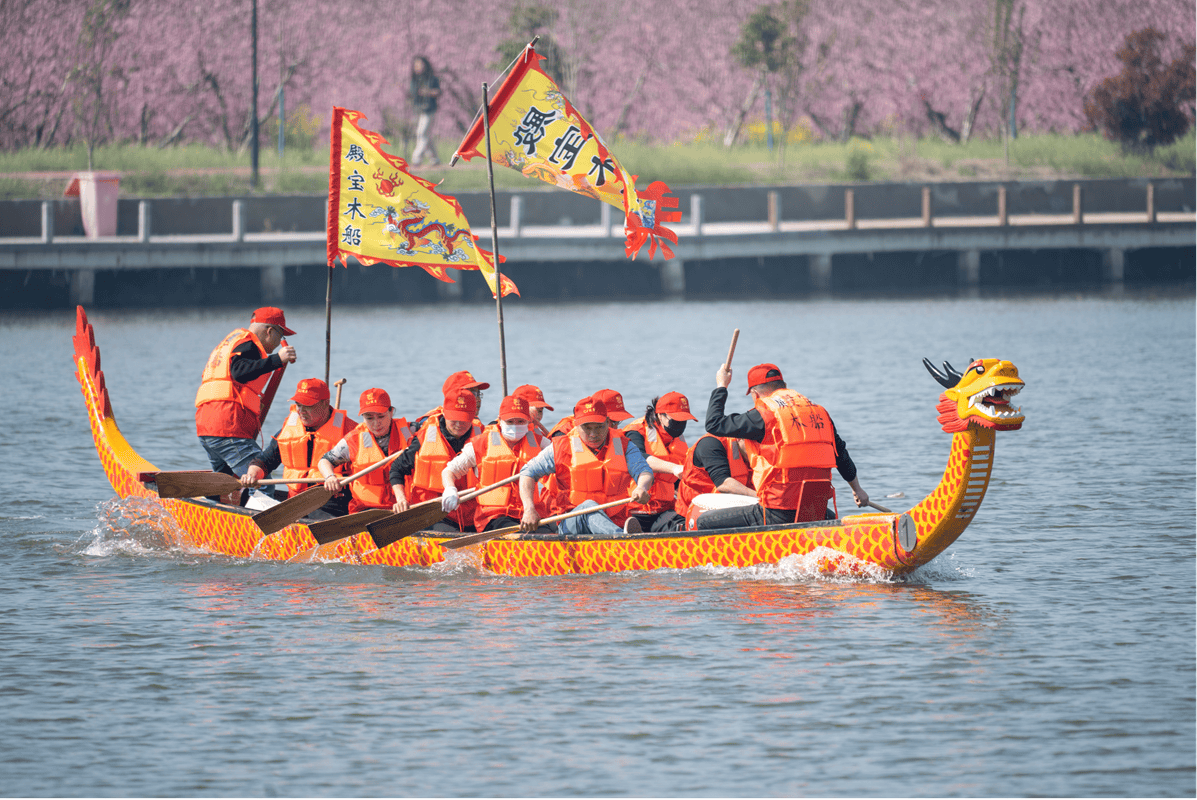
left=0, top=131, right=1192, bottom=200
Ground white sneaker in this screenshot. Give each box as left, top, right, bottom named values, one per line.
left=622, top=516, right=642, bottom=534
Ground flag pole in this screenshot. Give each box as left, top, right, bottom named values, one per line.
left=481, top=82, right=509, bottom=397
left=324, top=263, right=332, bottom=385
left=449, top=36, right=539, bottom=168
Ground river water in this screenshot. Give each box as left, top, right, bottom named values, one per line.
left=1, top=293, right=1194, bottom=796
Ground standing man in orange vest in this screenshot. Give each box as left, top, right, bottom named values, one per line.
left=241, top=378, right=356, bottom=519
left=194, top=307, right=297, bottom=499
left=623, top=392, right=696, bottom=532
left=316, top=388, right=415, bottom=514
left=699, top=362, right=869, bottom=529
left=388, top=390, right=483, bottom=532
left=517, top=396, right=654, bottom=536
left=440, top=395, right=554, bottom=532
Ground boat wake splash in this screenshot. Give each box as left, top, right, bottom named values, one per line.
left=82, top=496, right=189, bottom=557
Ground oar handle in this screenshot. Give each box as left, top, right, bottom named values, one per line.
left=339, top=447, right=403, bottom=485
left=333, top=378, right=346, bottom=409
left=457, top=473, right=520, bottom=503
left=440, top=497, right=634, bottom=550
left=256, top=477, right=324, bottom=486
left=725, top=328, right=740, bottom=369
left=867, top=500, right=893, bottom=514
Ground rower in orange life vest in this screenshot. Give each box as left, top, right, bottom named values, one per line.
left=547, top=388, right=631, bottom=437
left=414, top=370, right=489, bottom=433
left=241, top=378, right=357, bottom=519
left=440, top=395, right=555, bottom=533
left=512, top=384, right=554, bottom=436
left=622, top=392, right=696, bottom=532
left=674, top=434, right=757, bottom=519
left=699, top=362, right=870, bottom=529
left=315, top=388, right=414, bottom=514
left=517, top=396, right=654, bottom=536
left=194, top=306, right=297, bottom=503
left=388, top=389, right=483, bottom=532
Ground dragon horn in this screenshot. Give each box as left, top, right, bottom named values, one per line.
left=942, top=361, right=964, bottom=383
left=923, top=358, right=956, bottom=388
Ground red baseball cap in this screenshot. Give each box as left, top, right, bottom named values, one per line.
left=498, top=395, right=531, bottom=422
left=442, top=390, right=478, bottom=423
left=442, top=370, right=490, bottom=397
left=251, top=306, right=296, bottom=335
left=745, top=363, right=785, bottom=394
left=513, top=384, right=553, bottom=411
left=573, top=396, right=608, bottom=426
left=656, top=391, right=696, bottom=421
left=359, top=388, right=392, bottom=415
left=593, top=389, right=632, bottom=421
left=292, top=377, right=330, bottom=405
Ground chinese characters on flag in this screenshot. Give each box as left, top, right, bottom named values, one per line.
left=454, top=46, right=680, bottom=260
left=327, top=107, right=517, bottom=297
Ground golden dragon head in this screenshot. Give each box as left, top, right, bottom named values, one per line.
left=924, top=358, right=1025, bottom=433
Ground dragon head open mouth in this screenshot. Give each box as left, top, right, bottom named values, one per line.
left=924, top=358, right=1025, bottom=433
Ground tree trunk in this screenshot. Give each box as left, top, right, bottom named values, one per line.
left=960, top=85, right=986, bottom=143
left=724, top=71, right=764, bottom=147
left=923, top=98, right=961, bottom=143
left=609, top=64, right=649, bottom=140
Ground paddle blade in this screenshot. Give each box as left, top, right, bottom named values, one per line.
left=366, top=501, right=448, bottom=550
left=308, top=508, right=392, bottom=545
left=440, top=525, right=518, bottom=550
left=252, top=487, right=334, bottom=534
left=154, top=471, right=241, bottom=499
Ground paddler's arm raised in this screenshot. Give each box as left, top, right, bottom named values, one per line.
left=705, top=365, right=766, bottom=441
left=229, top=340, right=293, bottom=383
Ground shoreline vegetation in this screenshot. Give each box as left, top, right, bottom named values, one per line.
left=1, top=132, right=1193, bottom=201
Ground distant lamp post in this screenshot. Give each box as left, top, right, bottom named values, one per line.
left=250, top=0, right=259, bottom=189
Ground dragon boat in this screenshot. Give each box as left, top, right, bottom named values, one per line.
left=73, top=306, right=1025, bottom=577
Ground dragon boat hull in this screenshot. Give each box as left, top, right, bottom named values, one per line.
left=73, top=307, right=1016, bottom=577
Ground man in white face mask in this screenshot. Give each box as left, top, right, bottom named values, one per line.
left=440, top=395, right=555, bottom=532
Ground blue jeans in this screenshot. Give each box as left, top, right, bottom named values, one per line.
left=199, top=436, right=263, bottom=477
left=557, top=499, right=623, bottom=538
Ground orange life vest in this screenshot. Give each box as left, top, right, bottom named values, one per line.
left=552, top=429, right=633, bottom=526
left=194, top=328, right=275, bottom=439
left=344, top=417, right=414, bottom=513
left=624, top=417, right=688, bottom=514
left=548, top=415, right=575, bottom=438
left=408, top=416, right=482, bottom=529
left=752, top=388, right=836, bottom=509
left=276, top=407, right=356, bottom=498
left=472, top=426, right=549, bottom=531
left=674, top=435, right=755, bottom=516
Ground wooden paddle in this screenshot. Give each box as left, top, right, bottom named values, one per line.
left=440, top=497, right=634, bottom=551
left=725, top=328, right=740, bottom=368
left=867, top=501, right=893, bottom=513
left=250, top=448, right=405, bottom=535
left=333, top=378, right=346, bottom=409
left=153, top=471, right=319, bottom=499
left=258, top=338, right=288, bottom=429
left=364, top=474, right=523, bottom=550
left=284, top=507, right=395, bottom=564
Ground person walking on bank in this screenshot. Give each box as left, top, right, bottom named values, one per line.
left=195, top=307, right=297, bottom=502
left=409, top=56, right=441, bottom=167
left=700, top=362, right=869, bottom=529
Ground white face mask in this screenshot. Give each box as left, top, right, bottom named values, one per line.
left=500, top=422, right=529, bottom=442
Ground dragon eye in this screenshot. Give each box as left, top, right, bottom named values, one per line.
left=972, top=364, right=985, bottom=374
